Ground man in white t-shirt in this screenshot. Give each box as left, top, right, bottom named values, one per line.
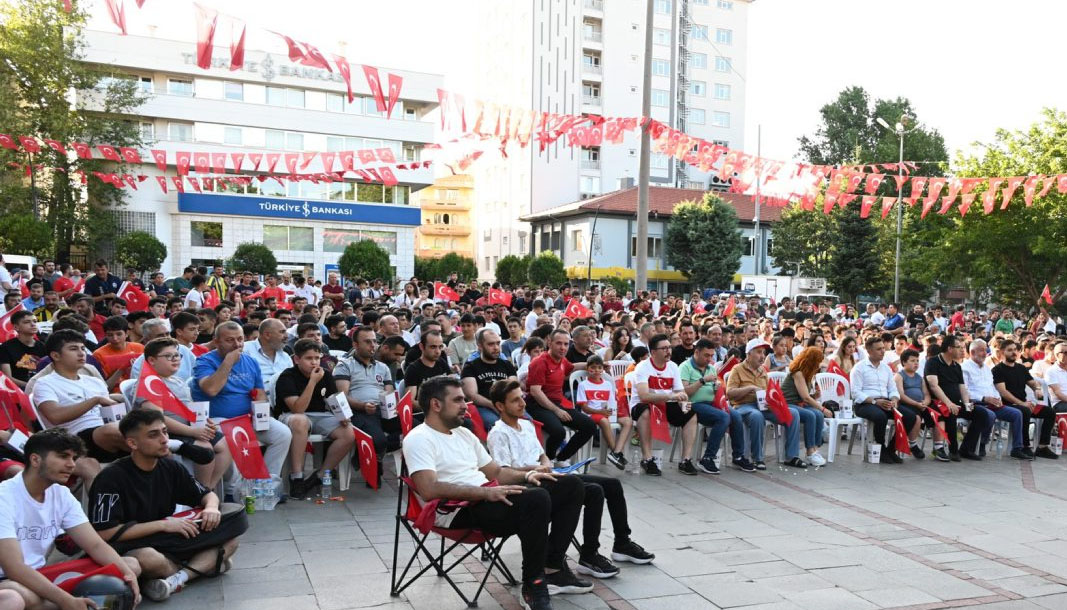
left=0, top=429, right=140, bottom=609
left=402, top=376, right=585, bottom=610
left=1045, top=342, right=1067, bottom=414
left=630, top=333, right=699, bottom=476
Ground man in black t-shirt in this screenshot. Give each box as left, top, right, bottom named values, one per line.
left=670, top=320, right=697, bottom=365
left=0, top=310, right=47, bottom=387
left=993, top=339, right=1058, bottom=458
left=83, top=260, right=123, bottom=315
left=275, top=339, right=354, bottom=499
left=924, top=335, right=993, bottom=460
left=461, top=329, right=517, bottom=430
left=322, top=314, right=353, bottom=353
left=402, top=330, right=450, bottom=401
left=794, top=302, right=813, bottom=324
left=89, top=410, right=240, bottom=602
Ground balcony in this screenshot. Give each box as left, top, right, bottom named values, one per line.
left=582, top=95, right=602, bottom=107
left=581, top=159, right=601, bottom=171
left=583, top=31, right=603, bottom=48
left=584, top=0, right=604, bottom=11
left=420, top=223, right=471, bottom=236
left=420, top=198, right=471, bottom=211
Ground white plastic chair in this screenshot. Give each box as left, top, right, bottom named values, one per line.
left=606, top=360, right=630, bottom=381
left=118, top=379, right=137, bottom=411
left=814, top=373, right=864, bottom=462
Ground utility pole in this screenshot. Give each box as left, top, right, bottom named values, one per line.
left=635, top=0, right=653, bottom=293
left=753, top=125, right=761, bottom=276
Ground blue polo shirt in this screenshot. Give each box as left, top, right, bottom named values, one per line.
left=883, top=313, right=905, bottom=331
left=191, top=350, right=265, bottom=419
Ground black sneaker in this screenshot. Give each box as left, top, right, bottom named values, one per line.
left=545, top=565, right=594, bottom=595
left=950, top=451, right=962, bottom=462
left=959, top=449, right=982, bottom=461
left=884, top=452, right=903, bottom=464
left=697, top=456, right=720, bottom=475
left=1010, top=447, right=1030, bottom=460
left=641, top=459, right=662, bottom=476
left=607, top=451, right=627, bottom=470
left=304, top=472, right=323, bottom=493
left=611, top=540, right=655, bottom=564
left=288, top=476, right=310, bottom=500
left=910, top=444, right=925, bottom=459
left=732, top=456, right=756, bottom=472
left=754, top=460, right=767, bottom=470
left=1022, top=447, right=1035, bottom=460
left=784, top=457, right=808, bottom=469
left=520, top=578, right=552, bottom=610
left=175, top=441, right=214, bottom=465
left=576, top=553, right=620, bottom=579
left=1035, top=446, right=1059, bottom=459
left=678, top=459, right=698, bottom=475
left=979, top=444, right=987, bottom=457
left=932, top=446, right=950, bottom=462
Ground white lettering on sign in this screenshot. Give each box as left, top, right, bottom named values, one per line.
left=255, top=201, right=354, bottom=218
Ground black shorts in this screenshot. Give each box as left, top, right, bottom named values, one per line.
left=76, top=427, right=126, bottom=463
left=631, top=402, right=697, bottom=427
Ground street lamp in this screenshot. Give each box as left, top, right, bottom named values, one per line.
left=875, top=115, right=918, bottom=304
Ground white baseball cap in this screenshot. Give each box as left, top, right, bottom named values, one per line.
left=745, top=338, right=771, bottom=353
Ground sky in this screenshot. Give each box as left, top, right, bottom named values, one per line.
left=86, top=0, right=1067, bottom=166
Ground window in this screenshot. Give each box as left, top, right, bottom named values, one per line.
left=266, top=86, right=305, bottom=108
left=630, top=237, right=662, bottom=258
left=766, top=239, right=773, bottom=257
left=651, top=153, right=669, bottom=169
left=266, top=130, right=303, bottom=150
left=263, top=225, right=312, bottom=251
left=651, top=89, right=670, bottom=107
left=714, top=83, right=732, bottom=100
left=364, top=97, right=384, bottom=117
left=167, top=122, right=192, bottom=142
left=689, top=108, right=706, bottom=124
left=740, top=236, right=753, bottom=256
left=572, top=229, right=585, bottom=253
left=580, top=176, right=600, bottom=194
left=582, top=53, right=601, bottom=68
left=404, top=107, right=418, bottom=121
left=138, top=77, right=153, bottom=94
left=690, top=81, right=706, bottom=96
left=689, top=53, right=707, bottom=69
left=693, top=0, right=708, bottom=5
left=654, top=0, right=671, bottom=14
left=716, top=28, right=733, bottom=45
left=687, top=181, right=705, bottom=189
left=191, top=221, right=222, bottom=248
left=713, top=139, right=729, bottom=148
left=691, top=25, right=709, bottom=40
left=265, top=130, right=285, bottom=150
left=485, top=257, right=491, bottom=271
left=167, top=79, right=193, bottom=96
left=715, top=56, right=732, bottom=72
left=286, top=132, right=304, bottom=150
left=326, top=93, right=344, bottom=113
left=403, top=144, right=420, bottom=162
left=717, top=0, right=734, bottom=9
left=712, top=111, right=731, bottom=128
left=224, top=82, right=243, bottom=101
left=223, top=126, right=242, bottom=145
left=653, top=28, right=671, bottom=45
left=652, top=59, right=670, bottom=76
left=266, top=86, right=285, bottom=106
left=139, top=122, right=154, bottom=141
left=323, top=229, right=397, bottom=254
left=445, top=189, right=459, bottom=201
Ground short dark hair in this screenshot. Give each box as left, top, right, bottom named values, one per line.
left=197, top=308, right=217, bottom=320
left=420, top=329, right=442, bottom=347
left=10, top=310, right=34, bottom=326
left=45, top=329, right=85, bottom=356
left=354, top=325, right=377, bottom=341
left=325, top=314, right=346, bottom=330
left=649, top=333, right=670, bottom=350
left=381, top=335, right=408, bottom=351
left=459, top=313, right=475, bottom=325
left=297, top=322, right=320, bottom=337
left=127, top=310, right=152, bottom=325
left=242, top=323, right=259, bottom=339
left=900, top=348, right=920, bottom=363
left=941, top=335, right=959, bottom=350
left=586, top=354, right=604, bottom=368
left=489, top=379, right=522, bottom=406
left=119, top=408, right=165, bottom=437
left=694, top=338, right=715, bottom=351
left=144, top=336, right=179, bottom=358
left=362, top=310, right=380, bottom=325
left=170, top=311, right=200, bottom=331
left=293, top=338, right=322, bottom=357
left=102, top=316, right=128, bottom=332
left=24, top=429, right=85, bottom=461
left=417, top=375, right=462, bottom=413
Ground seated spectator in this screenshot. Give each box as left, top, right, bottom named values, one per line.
left=0, top=429, right=141, bottom=609
left=576, top=355, right=633, bottom=470
left=323, top=315, right=352, bottom=353
left=487, top=379, right=652, bottom=582
left=962, top=339, right=1027, bottom=459
left=850, top=336, right=914, bottom=464
left=19, top=280, right=45, bottom=313
left=244, top=318, right=291, bottom=382
left=293, top=322, right=338, bottom=373
left=1044, top=342, right=1067, bottom=414
left=275, top=339, right=355, bottom=499
left=131, top=318, right=194, bottom=381
left=137, top=337, right=230, bottom=488
left=766, top=335, right=792, bottom=372
left=725, top=339, right=800, bottom=471
left=993, top=339, right=1056, bottom=459
left=894, top=349, right=938, bottom=458
left=88, top=410, right=240, bottom=602
left=446, top=314, right=478, bottom=371
left=924, top=334, right=994, bottom=461
left=32, top=290, right=61, bottom=322
left=629, top=333, right=699, bottom=475
left=192, top=321, right=292, bottom=497
left=404, top=376, right=586, bottom=609
left=526, top=330, right=596, bottom=467
left=681, top=339, right=753, bottom=474
left=92, top=316, right=145, bottom=391
left=829, top=336, right=859, bottom=377
left=401, top=331, right=450, bottom=401
left=602, top=327, right=632, bottom=363
left=782, top=347, right=832, bottom=466
left=501, top=317, right=527, bottom=362
left=0, top=311, right=47, bottom=389
left=461, top=329, right=517, bottom=431
left=195, top=309, right=218, bottom=345
left=334, top=326, right=395, bottom=471
left=565, top=326, right=596, bottom=373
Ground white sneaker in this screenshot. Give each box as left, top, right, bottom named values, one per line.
left=553, top=460, right=571, bottom=469
left=144, top=578, right=180, bottom=601
left=808, top=452, right=826, bottom=467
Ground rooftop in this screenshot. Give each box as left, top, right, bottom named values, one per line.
left=522, top=186, right=785, bottom=223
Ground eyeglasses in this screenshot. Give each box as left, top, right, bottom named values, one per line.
left=654, top=345, right=671, bottom=351
left=155, top=353, right=182, bottom=360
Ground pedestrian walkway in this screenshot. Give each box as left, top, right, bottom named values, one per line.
left=173, top=451, right=1067, bottom=610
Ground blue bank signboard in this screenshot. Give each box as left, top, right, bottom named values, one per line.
left=177, top=193, right=421, bottom=226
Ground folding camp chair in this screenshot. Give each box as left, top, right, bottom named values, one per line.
left=390, top=460, right=518, bottom=607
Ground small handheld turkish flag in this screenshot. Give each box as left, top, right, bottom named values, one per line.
left=0, top=304, right=25, bottom=342
left=649, top=405, right=672, bottom=444
left=397, top=390, right=415, bottom=437
left=765, top=378, right=793, bottom=425
left=488, top=288, right=512, bottom=307
left=722, top=294, right=737, bottom=318
left=117, top=281, right=149, bottom=312
left=136, top=360, right=197, bottom=421
left=713, top=383, right=730, bottom=413
left=464, top=402, right=488, bottom=441
left=1041, top=284, right=1053, bottom=305
left=563, top=299, right=592, bottom=320
left=37, top=559, right=124, bottom=593
left=717, top=355, right=739, bottom=381
left=221, top=415, right=270, bottom=479
left=353, top=426, right=379, bottom=490
left=826, top=359, right=846, bottom=378
left=0, top=371, right=35, bottom=431
left=433, top=282, right=459, bottom=303
left=892, top=409, right=911, bottom=455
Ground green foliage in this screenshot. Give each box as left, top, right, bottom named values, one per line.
left=0, top=213, right=53, bottom=258
left=828, top=202, right=881, bottom=303
left=495, top=254, right=531, bottom=287
left=770, top=203, right=837, bottom=277
left=435, top=253, right=478, bottom=282
left=228, top=243, right=277, bottom=277
left=0, top=0, right=146, bottom=261
left=599, top=276, right=631, bottom=295
left=665, top=192, right=742, bottom=289
left=527, top=251, right=567, bottom=287
left=115, top=231, right=167, bottom=273
left=414, top=256, right=438, bottom=281
left=338, top=240, right=392, bottom=283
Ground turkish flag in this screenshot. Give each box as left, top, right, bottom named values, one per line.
left=339, top=150, right=355, bottom=172
left=0, top=371, right=34, bottom=430
left=284, top=153, right=299, bottom=175
left=1001, top=176, right=1025, bottom=209
left=71, top=141, right=93, bottom=159
left=175, top=151, right=191, bottom=175
left=97, top=145, right=121, bottom=161
left=117, top=281, right=149, bottom=312
left=221, top=415, right=269, bottom=479
left=433, top=282, right=459, bottom=302
left=194, top=4, right=217, bottom=69
left=230, top=22, right=246, bottom=70
left=149, top=149, right=167, bottom=171
left=357, top=149, right=376, bottom=165
left=488, top=289, right=512, bottom=306
left=171, top=176, right=185, bottom=193
left=37, top=559, right=124, bottom=593
left=717, top=355, right=739, bottom=380
left=155, top=176, right=167, bottom=193
left=353, top=426, right=378, bottom=489
left=43, top=139, right=67, bottom=155
left=1041, top=284, right=1053, bottom=305
left=320, top=151, right=337, bottom=174
left=649, top=405, right=672, bottom=444
left=563, top=299, right=592, bottom=319
left=386, top=73, right=403, bottom=119
left=375, top=148, right=396, bottom=164
left=188, top=177, right=202, bottom=193
left=18, top=136, right=40, bottom=154
left=397, top=390, right=415, bottom=437
left=121, top=174, right=138, bottom=190
left=104, top=0, right=127, bottom=35
left=860, top=195, right=876, bottom=218
left=864, top=173, right=884, bottom=194
left=892, top=409, right=911, bottom=455
left=1038, top=175, right=1057, bottom=198
left=204, top=288, right=220, bottom=309
left=713, top=384, right=730, bottom=413
left=265, top=153, right=281, bottom=173
left=248, top=153, right=263, bottom=171
left=116, top=147, right=140, bottom=165
left=880, top=196, right=897, bottom=220
left=765, top=378, right=793, bottom=425
left=362, top=65, right=387, bottom=112
left=378, top=167, right=398, bottom=187
left=136, top=360, right=197, bottom=421
left=100, top=352, right=138, bottom=377
left=464, top=402, right=488, bottom=441
left=1023, top=175, right=1042, bottom=207
left=230, top=152, right=245, bottom=172
left=17, top=278, right=28, bottom=298
left=209, top=152, right=226, bottom=174
left=333, top=55, right=355, bottom=103
left=722, top=294, right=736, bottom=318
left=0, top=304, right=25, bottom=342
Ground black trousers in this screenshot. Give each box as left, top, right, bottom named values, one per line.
left=855, top=403, right=916, bottom=449
left=940, top=405, right=994, bottom=453
left=576, top=474, right=631, bottom=557
left=449, top=475, right=584, bottom=583
left=525, top=397, right=597, bottom=461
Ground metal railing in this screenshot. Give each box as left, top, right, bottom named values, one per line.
left=584, top=0, right=604, bottom=9
left=581, top=160, right=601, bottom=170
left=583, top=31, right=603, bottom=42
left=582, top=95, right=602, bottom=106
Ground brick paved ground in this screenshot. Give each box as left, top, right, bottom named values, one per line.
left=163, top=446, right=1067, bottom=610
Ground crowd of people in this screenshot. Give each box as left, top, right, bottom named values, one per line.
left=0, top=255, right=1065, bottom=610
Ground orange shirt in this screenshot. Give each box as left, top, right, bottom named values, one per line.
left=92, top=342, right=145, bottom=383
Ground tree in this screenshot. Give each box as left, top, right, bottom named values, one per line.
left=435, top=253, right=478, bottom=282
left=413, top=256, right=438, bottom=282
left=228, top=243, right=277, bottom=277
left=495, top=254, right=531, bottom=287
left=600, top=276, right=631, bottom=296
left=770, top=203, right=837, bottom=277
left=828, top=201, right=881, bottom=302
left=665, top=192, right=742, bottom=289
left=115, top=231, right=167, bottom=274
left=338, top=240, right=392, bottom=283
left=0, top=213, right=53, bottom=258
left=527, top=251, right=567, bottom=287
left=0, top=0, right=146, bottom=261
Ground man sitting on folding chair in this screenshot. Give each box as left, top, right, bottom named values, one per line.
left=403, top=375, right=586, bottom=610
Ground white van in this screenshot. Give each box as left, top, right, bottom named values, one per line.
left=2, top=254, right=37, bottom=275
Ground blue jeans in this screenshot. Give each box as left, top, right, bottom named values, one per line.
left=477, top=405, right=501, bottom=432
left=763, top=405, right=802, bottom=460
left=795, top=405, right=825, bottom=449
left=692, top=402, right=744, bottom=462
left=978, top=404, right=1023, bottom=450
left=733, top=404, right=766, bottom=461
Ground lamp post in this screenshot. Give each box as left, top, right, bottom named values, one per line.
left=875, top=115, right=918, bottom=304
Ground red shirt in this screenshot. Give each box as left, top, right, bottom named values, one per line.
left=53, top=276, right=74, bottom=295
left=527, top=352, right=573, bottom=406
left=949, top=311, right=965, bottom=333
left=322, top=283, right=344, bottom=307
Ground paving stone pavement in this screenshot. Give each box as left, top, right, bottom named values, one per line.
left=160, top=449, right=1067, bottom=610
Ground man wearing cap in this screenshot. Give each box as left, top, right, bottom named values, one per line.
left=724, top=338, right=807, bottom=470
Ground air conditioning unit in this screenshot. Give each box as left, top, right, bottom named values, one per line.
left=798, top=278, right=825, bottom=290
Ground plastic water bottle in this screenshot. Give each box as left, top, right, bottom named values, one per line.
left=321, top=470, right=333, bottom=501
left=628, top=447, right=641, bottom=475
left=252, top=479, right=265, bottom=511
left=262, top=480, right=278, bottom=511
